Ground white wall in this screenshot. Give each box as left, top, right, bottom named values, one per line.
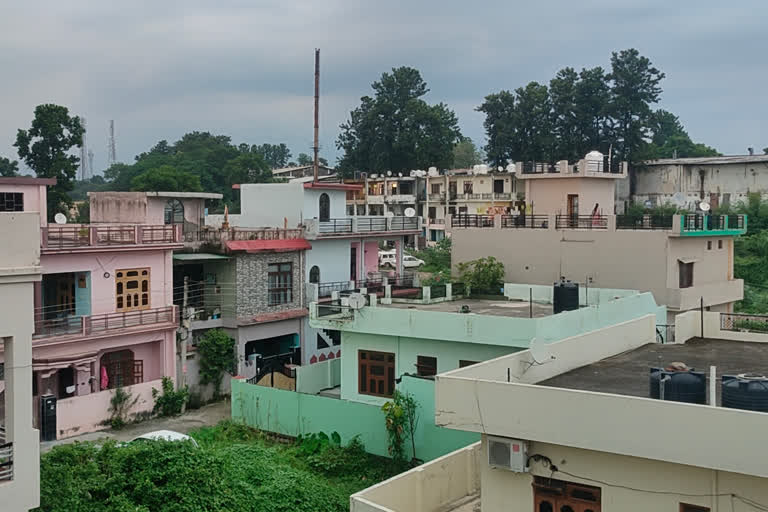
left=239, top=183, right=305, bottom=227
left=305, top=238, right=352, bottom=284
left=302, top=188, right=346, bottom=220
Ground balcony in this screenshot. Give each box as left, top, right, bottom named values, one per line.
left=451, top=214, right=494, bottom=228
left=33, top=305, right=177, bottom=342
left=555, top=214, right=608, bottom=230
left=183, top=227, right=303, bottom=245
left=385, top=193, right=417, bottom=203
left=366, top=194, right=385, bottom=205
left=42, top=224, right=182, bottom=253
left=494, top=192, right=512, bottom=200
left=427, top=193, right=446, bottom=201
left=667, top=279, right=743, bottom=312
left=679, top=214, right=747, bottom=236
left=0, top=427, right=11, bottom=483
left=305, top=216, right=421, bottom=238
left=517, top=157, right=628, bottom=179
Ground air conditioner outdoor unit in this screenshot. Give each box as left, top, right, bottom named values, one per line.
left=487, top=435, right=528, bottom=472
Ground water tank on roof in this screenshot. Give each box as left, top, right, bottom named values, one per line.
left=553, top=279, right=579, bottom=314
left=649, top=363, right=706, bottom=404
left=722, top=374, right=768, bottom=412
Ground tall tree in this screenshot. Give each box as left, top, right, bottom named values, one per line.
left=452, top=138, right=483, bottom=168
left=573, top=66, right=611, bottom=156
left=607, top=49, right=665, bottom=163
left=477, top=90, right=517, bottom=167
left=254, top=143, right=292, bottom=168
left=549, top=67, right=580, bottom=161
left=336, top=67, right=462, bottom=175
left=15, top=104, right=84, bottom=218
left=295, top=152, right=328, bottom=167
left=0, top=156, right=19, bottom=177
left=131, top=165, right=202, bottom=192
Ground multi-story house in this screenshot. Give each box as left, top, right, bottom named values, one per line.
left=0, top=186, right=42, bottom=511
left=449, top=158, right=747, bottom=324
left=0, top=178, right=182, bottom=441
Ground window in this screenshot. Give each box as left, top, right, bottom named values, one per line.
left=718, top=239, right=723, bottom=249
left=680, top=504, right=710, bottom=512
left=428, top=207, right=436, bottom=220
left=0, top=192, right=23, bottom=212
left=116, top=268, right=150, bottom=312
left=319, top=193, right=330, bottom=222
left=679, top=262, right=694, bottom=289
left=416, top=355, right=437, bottom=377
left=164, top=199, right=184, bottom=225
left=533, top=477, right=600, bottom=512
left=317, top=333, right=329, bottom=349
left=459, top=360, right=479, bottom=368
left=100, top=349, right=143, bottom=389
left=268, top=262, right=293, bottom=305
left=463, top=182, right=473, bottom=194
left=309, top=265, right=320, bottom=284
left=707, top=240, right=712, bottom=250
left=431, top=183, right=441, bottom=194
left=358, top=350, right=395, bottom=397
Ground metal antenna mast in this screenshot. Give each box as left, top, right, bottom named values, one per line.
left=313, top=48, right=320, bottom=183
left=108, top=120, right=117, bottom=167
left=80, top=117, right=88, bottom=180
left=88, top=150, right=94, bottom=177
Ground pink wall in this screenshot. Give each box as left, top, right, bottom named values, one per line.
left=40, top=249, right=174, bottom=315
left=56, top=378, right=163, bottom=438
left=89, top=192, right=148, bottom=224
left=147, top=197, right=204, bottom=227
left=0, top=182, right=48, bottom=226
left=363, top=241, right=379, bottom=278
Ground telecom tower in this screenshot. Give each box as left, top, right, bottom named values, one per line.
left=108, top=120, right=117, bottom=167
left=80, top=117, right=89, bottom=180
left=88, top=150, right=94, bottom=177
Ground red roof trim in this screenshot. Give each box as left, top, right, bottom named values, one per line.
left=225, top=239, right=312, bottom=253
left=232, top=184, right=241, bottom=190
left=303, top=182, right=363, bottom=191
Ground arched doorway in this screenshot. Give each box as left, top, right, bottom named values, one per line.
left=318, top=193, right=330, bottom=222
left=164, top=199, right=184, bottom=225
left=309, top=266, right=320, bottom=284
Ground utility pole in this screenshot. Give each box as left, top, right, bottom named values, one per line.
left=108, top=120, right=117, bottom=167
left=180, top=276, right=190, bottom=412
left=80, top=117, right=88, bottom=180
left=313, top=48, right=320, bottom=183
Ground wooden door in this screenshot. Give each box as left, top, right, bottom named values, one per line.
left=567, top=194, right=579, bottom=217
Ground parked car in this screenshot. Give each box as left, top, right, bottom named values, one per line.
left=379, top=251, right=396, bottom=268
left=129, top=430, right=199, bottom=447
left=403, top=255, right=425, bottom=268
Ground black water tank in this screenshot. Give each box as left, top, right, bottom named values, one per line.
left=649, top=367, right=706, bottom=404
left=40, top=395, right=57, bottom=442
left=722, top=374, right=768, bottom=412
left=553, top=279, right=579, bottom=314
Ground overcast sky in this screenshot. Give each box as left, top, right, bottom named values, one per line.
left=1, top=0, right=766, bottom=174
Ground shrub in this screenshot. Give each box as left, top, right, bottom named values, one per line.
left=152, top=376, right=188, bottom=417
left=106, top=387, right=139, bottom=429
left=198, top=329, right=237, bottom=397
left=381, top=390, right=419, bottom=464
left=457, top=256, right=505, bottom=294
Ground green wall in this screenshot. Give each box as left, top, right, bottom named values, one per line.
left=231, top=376, right=478, bottom=462
left=296, top=358, right=341, bottom=394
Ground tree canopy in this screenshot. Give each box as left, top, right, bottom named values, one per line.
left=452, top=138, right=483, bottom=169
left=0, top=156, right=19, bottom=177
left=14, top=104, right=84, bottom=218
left=477, top=48, right=718, bottom=166
left=336, top=67, right=462, bottom=175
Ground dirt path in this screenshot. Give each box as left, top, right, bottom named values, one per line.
left=41, top=400, right=231, bottom=453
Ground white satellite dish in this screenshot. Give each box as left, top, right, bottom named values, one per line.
left=348, top=293, right=366, bottom=310
left=387, top=171, right=392, bottom=177
left=398, top=172, right=403, bottom=177
left=497, top=166, right=503, bottom=172
left=529, top=338, right=555, bottom=364
left=506, top=163, right=516, bottom=174
left=671, top=192, right=686, bottom=208
left=428, top=166, right=437, bottom=173
left=404, top=207, right=416, bottom=218
left=699, top=201, right=711, bottom=212
left=54, top=213, right=68, bottom=224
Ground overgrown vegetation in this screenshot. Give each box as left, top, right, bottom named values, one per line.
left=36, top=421, right=400, bottom=512
left=152, top=376, right=189, bottom=417
left=732, top=318, right=768, bottom=333
left=197, top=329, right=237, bottom=398
left=381, top=390, right=420, bottom=465
left=409, top=237, right=452, bottom=285
left=105, top=387, right=139, bottom=430
left=457, top=256, right=505, bottom=295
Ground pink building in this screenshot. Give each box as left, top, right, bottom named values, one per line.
left=0, top=178, right=181, bottom=440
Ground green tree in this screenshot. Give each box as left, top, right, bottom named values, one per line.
left=336, top=67, right=462, bottom=175
left=457, top=256, right=505, bottom=294
left=296, top=153, right=329, bottom=167
left=254, top=143, right=292, bottom=168
left=607, top=49, right=665, bottom=163
left=763, top=147, right=768, bottom=155
left=131, top=165, right=202, bottom=192
left=0, top=156, right=19, bottom=177
left=14, top=104, right=84, bottom=219
left=573, top=66, right=611, bottom=156
left=197, top=329, right=237, bottom=397
left=452, top=138, right=482, bottom=168
left=640, top=109, right=720, bottom=159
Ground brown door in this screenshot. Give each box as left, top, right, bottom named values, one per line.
left=567, top=194, right=579, bottom=217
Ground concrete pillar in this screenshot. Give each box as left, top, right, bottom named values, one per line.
left=422, top=286, right=431, bottom=303
left=369, top=294, right=377, bottom=307
left=446, top=283, right=453, bottom=300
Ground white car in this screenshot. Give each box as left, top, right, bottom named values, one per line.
left=403, top=255, right=425, bottom=268
left=129, top=430, right=199, bottom=447
left=379, top=251, right=396, bottom=268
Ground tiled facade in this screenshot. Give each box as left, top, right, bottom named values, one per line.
left=234, top=252, right=305, bottom=319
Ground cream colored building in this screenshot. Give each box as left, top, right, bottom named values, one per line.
left=351, top=314, right=768, bottom=512
left=0, top=210, right=42, bottom=511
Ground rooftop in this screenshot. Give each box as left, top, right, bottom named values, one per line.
left=383, top=298, right=553, bottom=318
left=0, top=176, right=57, bottom=186
left=144, top=191, right=223, bottom=199
left=272, top=164, right=335, bottom=175
left=540, top=337, right=768, bottom=405
left=644, top=155, right=768, bottom=166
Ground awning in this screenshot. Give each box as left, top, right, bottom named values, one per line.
left=226, top=239, right=312, bottom=253
left=678, top=257, right=698, bottom=264
left=173, top=253, right=230, bottom=261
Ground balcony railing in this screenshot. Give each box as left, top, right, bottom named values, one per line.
left=0, top=426, right=12, bottom=483
left=318, top=281, right=355, bottom=298
left=451, top=214, right=494, bottom=228
left=555, top=215, right=608, bottom=230
left=427, top=218, right=445, bottom=225
left=319, top=218, right=353, bottom=234
left=184, top=228, right=303, bottom=243
left=616, top=214, right=673, bottom=230
left=42, top=224, right=180, bottom=250
left=720, top=313, right=768, bottom=333
left=494, top=192, right=512, bottom=200
left=501, top=214, right=550, bottom=229
left=357, top=217, right=388, bottom=232
left=428, top=193, right=445, bottom=201
left=33, top=306, right=177, bottom=340
left=680, top=214, right=746, bottom=234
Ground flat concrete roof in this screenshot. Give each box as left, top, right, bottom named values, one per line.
left=539, top=338, right=768, bottom=405
left=145, top=191, right=223, bottom=199
left=383, top=298, right=553, bottom=318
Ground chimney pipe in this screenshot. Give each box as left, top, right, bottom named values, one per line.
left=313, top=48, right=320, bottom=183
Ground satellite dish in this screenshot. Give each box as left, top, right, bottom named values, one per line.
left=529, top=338, right=555, bottom=364
left=506, top=163, right=516, bottom=173
left=643, top=200, right=653, bottom=209
left=387, top=171, right=392, bottom=177
left=497, top=166, right=503, bottom=172
left=54, top=213, right=67, bottom=224
left=398, top=172, right=403, bottom=177
left=404, top=207, right=416, bottom=218
left=699, top=201, right=711, bottom=212
left=671, top=192, right=686, bottom=208
left=348, top=293, right=366, bottom=310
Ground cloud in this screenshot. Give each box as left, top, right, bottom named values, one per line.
left=1, top=0, right=766, bottom=174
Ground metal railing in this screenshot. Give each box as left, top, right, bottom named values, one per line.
left=318, top=281, right=354, bottom=298
left=452, top=282, right=466, bottom=296
left=656, top=324, right=675, bottom=344
left=358, top=277, right=384, bottom=293
left=681, top=214, right=746, bottom=232
left=555, top=215, right=608, bottom=230
left=246, top=350, right=300, bottom=385
left=521, top=162, right=559, bottom=174
left=494, top=192, right=512, bottom=200
left=501, top=214, right=550, bottom=229
left=319, top=218, right=353, bottom=234
left=721, top=313, right=768, bottom=333
left=316, top=300, right=353, bottom=319
left=43, top=224, right=179, bottom=249
left=427, top=218, right=446, bottom=225
left=184, top=228, right=303, bottom=243
left=431, top=284, right=447, bottom=299
left=389, top=217, right=419, bottom=231
left=451, top=214, right=494, bottom=228
left=34, top=306, right=177, bottom=339
left=428, top=193, right=445, bottom=201
left=0, top=426, right=11, bottom=482
left=616, top=215, right=673, bottom=230
left=357, top=217, right=388, bottom=232
left=726, top=214, right=745, bottom=230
